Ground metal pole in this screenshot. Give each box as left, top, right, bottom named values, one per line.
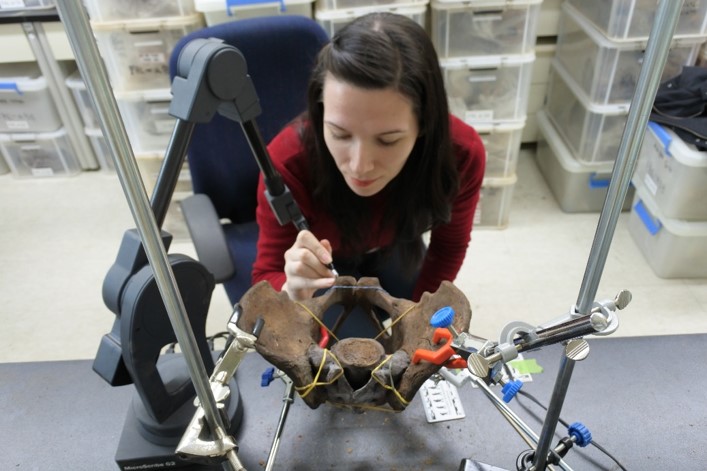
left=532, top=1, right=684, bottom=469
left=54, top=0, right=234, bottom=465
left=575, top=0, right=684, bottom=315
left=530, top=355, right=575, bottom=471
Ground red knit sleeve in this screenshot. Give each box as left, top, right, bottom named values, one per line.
left=412, top=116, right=486, bottom=301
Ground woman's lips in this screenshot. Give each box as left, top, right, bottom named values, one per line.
left=350, top=177, right=376, bottom=188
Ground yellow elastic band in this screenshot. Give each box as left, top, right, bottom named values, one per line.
left=294, top=349, right=343, bottom=398
left=373, top=303, right=417, bottom=340
left=370, top=354, right=410, bottom=407
left=295, top=301, right=340, bottom=344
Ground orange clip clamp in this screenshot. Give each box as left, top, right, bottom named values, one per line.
left=412, top=328, right=467, bottom=369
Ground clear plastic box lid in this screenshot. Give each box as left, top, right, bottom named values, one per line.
left=482, top=174, right=517, bottom=187
left=316, top=2, right=427, bottom=19
left=432, top=0, right=541, bottom=8
left=471, top=119, right=526, bottom=133
left=195, top=0, right=313, bottom=12
left=440, top=53, right=535, bottom=70
left=64, top=70, right=85, bottom=90
left=632, top=177, right=707, bottom=236
left=113, top=88, right=173, bottom=102
left=90, top=14, right=203, bottom=32
left=0, top=63, right=48, bottom=93
left=0, top=127, right=67, bottom=142
left=646, top=121, right=707, bottom=168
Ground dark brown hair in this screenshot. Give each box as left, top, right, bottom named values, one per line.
left=303, top=12, right=459, bottom=272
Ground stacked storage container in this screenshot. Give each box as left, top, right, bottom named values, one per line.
left=631, top=121, right=707, bottom=278
left=82, top=0, right=203, bottom=157
left=0, top=62, right=81, bottom=178
left=537, top=1, right=707, bottom=213
left=78, top=0, right=205, bottom=237
left=430, top=0, right=542, bottom=228
left=314, top=0, right=429, bottom=37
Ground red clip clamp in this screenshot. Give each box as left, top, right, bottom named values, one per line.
left=412, top=328, right=467, bottom=369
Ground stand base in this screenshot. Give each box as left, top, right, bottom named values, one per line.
left=115, top=376, right=242, bottom=471
left=459, top=459, right=510, bottom=471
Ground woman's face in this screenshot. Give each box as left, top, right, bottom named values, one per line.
left=322, top=73, right=420, bottom=197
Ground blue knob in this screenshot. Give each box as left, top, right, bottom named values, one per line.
left=568, top=422, right=592, bottom=447
left=501, top=380, right=523, bottom=403
left=430, top=306, right=455, bottom=328
left=261, top=367, right=275, bottom=387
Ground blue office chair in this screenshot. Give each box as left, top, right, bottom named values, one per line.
left=169, top=16, right=330, bottom=305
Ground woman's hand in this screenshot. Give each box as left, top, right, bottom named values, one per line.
left=282, top=230, right=337, bottom=300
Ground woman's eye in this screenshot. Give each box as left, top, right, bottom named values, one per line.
left=331, top=133, right=351, bottom=140
left=378, top=139, right=399, bottom=147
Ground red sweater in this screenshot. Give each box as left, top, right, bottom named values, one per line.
left=252, top=114, right=486, bottom=301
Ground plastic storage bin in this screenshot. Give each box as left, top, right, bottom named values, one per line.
left=83, top=0, right=196, bottom=22
left=635, top=121, right=707, bottom=220
left=443, top=53, right=534, bottom=123
left=136, top=151, right=193, bottom=239
left=136, top=151, right=193, bottom=195
left=0, top=0, right=54, bottom=11
left=315, top=3, right=427, bottom=38
left=565, top=0, right=707, bottom=41
left=545, top=60, right=629, bottom=165
left=0, top=128, right=81, bottom=178
left=91, top=15, right=204, bottom=91
left=556, top=3, right=703, bottom=106
left=65, top=71, right=99, bottom=129
left=431, top=0, right=542, bottom=59
left=474, top=120, right=524, bottom=179
left=0, top=63, right=62, bottom=132
left=628, top=180, right=707, bottom=278
left=535, top=110, right=633, bottom=212
left=85, top=127, right=114, bottom=172
left=475, top=175, right=517, bottom=229
left=115, top=88, right=175, bottom=153
left=0, top=150, right=9, bottom=174
left=196, top=0, right=314, bottom=24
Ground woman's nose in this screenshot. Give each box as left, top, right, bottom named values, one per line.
left=349, top=141, right=374, bottom=175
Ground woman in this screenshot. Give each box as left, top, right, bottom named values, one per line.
left=252, top=12, right=486, bottom=310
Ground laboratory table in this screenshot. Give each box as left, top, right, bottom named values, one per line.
left=2, top=334, right=706, bottom=470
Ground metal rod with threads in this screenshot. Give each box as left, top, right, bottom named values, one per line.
left=576, top=0, right=684, bottom=315
left=54, top=2, right=239, bottom=469
left=531, top=1, right=684, bottom=470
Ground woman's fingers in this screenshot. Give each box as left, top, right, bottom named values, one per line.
left=283, top=231, right=336, bottom=300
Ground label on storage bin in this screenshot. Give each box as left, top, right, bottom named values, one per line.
left=466, top=110, right=494, bottom=121
left=0, top=0, right=26, bottom=8
left=5, top=120, right=30, bottom=130
left=643, top=174, right=658, bottom=196
left=139, top=52, right=167, bottom=64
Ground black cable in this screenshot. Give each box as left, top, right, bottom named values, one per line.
left=502, top=364, right=628, bottom=471
left=515, top=389, right=627, bottom=471
left=502, top=365, right=627, bottom=470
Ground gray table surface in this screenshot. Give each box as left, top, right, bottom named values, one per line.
left=2, top=334, right=706, bottom=470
